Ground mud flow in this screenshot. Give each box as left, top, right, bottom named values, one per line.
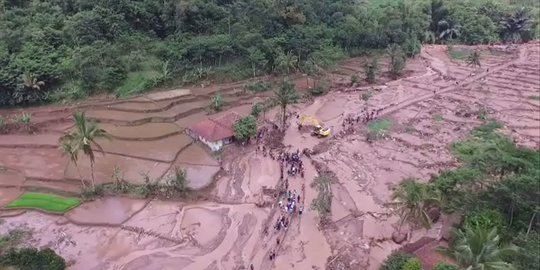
left=1, top=44, right=539, bottom=269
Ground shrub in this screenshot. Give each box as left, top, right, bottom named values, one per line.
left=401, top=258, right=422, bottom=270
left=388, top=44, right=406, bottom=79
left=48, top=83, right=88, bottom=103
left=380, top=251, right=414, bottom=270
left=403, top=38, right=421, bottom=58
left=251, top=102, right=264, bottom=118
left=20, top=113, right=31, bottom=124
left=464, top=209, right=504, bottom=232
left=368, top=119, right=391, bottom=140
left=167, top=167, right=189, bottom=194
left=0, top=116, right=4, bottom=130
left=361, top=90, right=373, bottom=101
left=433, top=113, right=443, bottom=122
left=0, top=247, right=66, bottom=270
left=351, top=74, right=359, bottom=85
left=209, top=92, right=224, bottom=112
left=364, top=58, right=378, bottom=83
left=509, top=232, right=540, bottom=270
left=309, top=82, right=328, bottom=96
left=245, top=81, right=272, bottom=92
left=234, top=115, right=257, bottom=141
left=433, top=262, right=458, bottom=270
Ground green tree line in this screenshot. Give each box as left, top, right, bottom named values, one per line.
left=388, top=121, right=540, bottom=270
left=0, top=0, right=538, bottom=106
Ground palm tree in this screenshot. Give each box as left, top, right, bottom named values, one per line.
left=276, top=50, right=298, bottom=75
left=500, top=8, right=531, bottom=43
left=437, top=20, right=461, bottom=41
left=59, top=111, right=110, bottom=188
left=22, top=73, right=45, bottom=90
left=467, top=51, right=482, bottom=68
left=272, top=80, right=299, bottom=129
left=59, top=138, right=86, bottom=187
left=438, top=226, right=518, bottom=270
left=390, top=178, right=440, bottom=229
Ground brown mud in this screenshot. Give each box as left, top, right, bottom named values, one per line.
left=1, top=43, right=539, bottom=270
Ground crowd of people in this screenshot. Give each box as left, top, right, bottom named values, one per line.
left=279, top=149, right=305, bottom=179
left=252, top=122, right=308, bottom=266
left=342, top=108, right=383, bottom=128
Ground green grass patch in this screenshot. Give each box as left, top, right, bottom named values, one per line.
left=6, top=192, right=81, bottom=213
left=433, top=113, right=443, bottom=122
left=244, top=81, right=272, bottom=92
left=446, top=45, right=470, bottom=60
left=114, top=71, right=161, bottom=97
left=528, top=95, right=540, bottom=100
left=367, top=118, right=391, bottom=139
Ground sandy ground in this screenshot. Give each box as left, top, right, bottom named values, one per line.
left=1, top=43, right=539, bottom=270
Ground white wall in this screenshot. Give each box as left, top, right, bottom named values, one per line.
left=199, top=136, right=224, bottom=152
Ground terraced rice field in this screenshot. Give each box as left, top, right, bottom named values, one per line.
left=0, top=43, right=538, bottom=270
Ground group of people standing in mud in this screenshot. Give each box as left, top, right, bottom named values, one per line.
left=342, top=107, right=383, bottom=128
left=253, top=122, right=308, bottom=267
left=279, top=149, right=305, bottom=179
left=275, top=188, right=304, bottom=228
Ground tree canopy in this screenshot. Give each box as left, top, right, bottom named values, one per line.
left=0, top=0, right=538, bottom=107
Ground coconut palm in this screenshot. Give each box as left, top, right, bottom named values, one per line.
left=59, top=111, right=110, bottom=188
left=22, top=73, right=45, bottom=90
left=272, top=80, right=299, bottom=129
left=438, top=226, right=518, bottom=270
left=390, top=178, right=440, bottom=229
left=467, top=51, right=482, bottom=68
left=276, top=50, right=298, bottom=75
left=437, top=20, right=461, bottom=41
left=500, top=8, right=531, bottom=43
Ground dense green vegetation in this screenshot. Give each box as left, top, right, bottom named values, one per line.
left=0, top=0, right=537, bottom=107
left=386, top=121, right=540, bottom=269
left=0, top=247, right=66, bottom=270
left=6, top=192, right=81, bottom=213
left=380, top=251, right=414, bottom=270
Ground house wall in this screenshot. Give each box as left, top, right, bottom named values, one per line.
left=200, top=137, right=224, bottom=152
left=185, top=128, right=233, bottom=151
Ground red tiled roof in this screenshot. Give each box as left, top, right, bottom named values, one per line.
left=189, top=112, right=241, bottom=142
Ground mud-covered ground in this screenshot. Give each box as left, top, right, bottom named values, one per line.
left=1, top=44, right=539, bottom=270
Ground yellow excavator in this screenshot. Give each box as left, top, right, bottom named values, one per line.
left=298, top=115, right=331, bottom=137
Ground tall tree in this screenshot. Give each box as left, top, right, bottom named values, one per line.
left=500, top=8, right=531, bottom=43
left=272, top=80, right=298, bottom=129
left=438, top=226, right=518, bottom=270
left=59, top=111, right=110, bottom=188
left=390, top=178, right=440, bottom=229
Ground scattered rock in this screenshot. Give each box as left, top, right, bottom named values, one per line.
left=392, top=231, right=407, bottom=244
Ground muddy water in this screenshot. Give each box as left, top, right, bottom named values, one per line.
left=0, top=187, right=22, bottom=207
left=176, top=164, right=220, bottom=189
left=241, top=153, right=280, bottom=200
left=0, top=168, right=26, bottom=187
left=180, top=206, right=224, bottom=246
left=0, top=148, right=67, bottom=180
left=174, top=144, right=218, bottom=166
left=101, top=122, right=182, bottom=139
left=64, top=154, right=170, bottom=184
left=106, top=101, right=163, bottom=112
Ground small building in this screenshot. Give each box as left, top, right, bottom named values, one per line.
left=187, top=112, right=241, bottom=151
